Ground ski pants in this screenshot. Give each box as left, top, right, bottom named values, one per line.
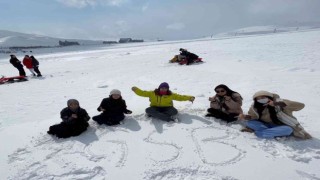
left=207, top=108, right=238, bottom=123
left=146, top=106, right=178, bottom=122
left=48, top=122, right=88, bottom=138
left=14, top=65, right=26, bottom=76
left=92, top=113, right=125, bottom=126
left=34, top=66, right=42, bottom=76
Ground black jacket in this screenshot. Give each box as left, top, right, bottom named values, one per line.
left=97, top=97, right=130, bottom=116
left=180, top=50, right=198, bottom=60
left=10, top=57, right=23, bottom=68
left=60, top=107, right=90, bottom=124
left=31, top=56, right=39, bottom=66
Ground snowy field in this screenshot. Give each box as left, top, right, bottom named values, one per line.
left=1, top=30, right=320, bottom=180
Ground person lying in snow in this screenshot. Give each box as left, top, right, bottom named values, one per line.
left=206, top=84, right=243, bottom=123
left=169, top=48, right=202, bottom=65
left=238, top=90, right=312, bottom=139
left=132, top=82, right=195, bottom=122
left=47, top=99, right=90, bottom=138
left=92, top=89, right=132, bottom=126
left=169, top=51, right=186, bottom=63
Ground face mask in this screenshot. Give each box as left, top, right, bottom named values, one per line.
left=257, top=98, right=269, bottom=104
left=159, top=90, right=167, bottom=95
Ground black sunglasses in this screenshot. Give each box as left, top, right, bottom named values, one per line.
left=216, top=90, right=226, bottom=93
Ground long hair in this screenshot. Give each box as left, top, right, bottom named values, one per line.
left=253, top=96, right=282, bottom=125
left=214, top=84, right=242, bottom=111
left=214, top=84, right=242, bottom=100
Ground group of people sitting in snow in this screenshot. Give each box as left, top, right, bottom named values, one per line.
left=169, top=48, right=203, bottom=65
left=9, top=54, right=42, bottom=77
left=47, top=82, right=312, bottom=140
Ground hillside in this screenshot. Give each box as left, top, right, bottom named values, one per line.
left=0, top=30, right=103, bottom=47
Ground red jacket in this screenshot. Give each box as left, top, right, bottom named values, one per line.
left=23, top=57, right=33, bottom=68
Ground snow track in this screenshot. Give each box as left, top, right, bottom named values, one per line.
left=144, top=167, right=238, bottom=180
left=144, top=130, right=182, bottom=164
left=191, top=126, right=246, bottom=166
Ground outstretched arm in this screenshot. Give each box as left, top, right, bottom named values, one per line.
left=97, top=98, right=108, bottom=112
left=282, top=99, right=305, bottom=111
left=122, top=100, right=132, bottom=114
left=172, top=93, right=195, bottom=102
left=131, top=86, right=153, bottom=97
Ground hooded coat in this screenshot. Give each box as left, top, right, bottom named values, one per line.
left=23, top=57, right=33, bottom=68
left=210, top=92, right=243, bottom=114
left=248, top=91, right=304, bottom=124
left=10, top=57, right=23, bottom=68
left=248, top=90, right=311, bottom=139
left=47, top=106, right=90, bottom=138
left=97, top=97, right=129, bottom=116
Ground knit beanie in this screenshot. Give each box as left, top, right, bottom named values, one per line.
left=67, top=99, right=79, bottom=106
left=158, top=82, right=169, bottom=89
left=110, top=89, right=121, bottom=95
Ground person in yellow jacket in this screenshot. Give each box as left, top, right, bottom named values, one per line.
left=131, top=82, right=195, bottom=122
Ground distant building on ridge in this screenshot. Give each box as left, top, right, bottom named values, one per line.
left=59, top=40, right=80, bottom=46
left=119, top=38, right=144, bottom=43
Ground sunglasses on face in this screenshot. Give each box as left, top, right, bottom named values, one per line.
left=216, top=90, right=226, bottom=93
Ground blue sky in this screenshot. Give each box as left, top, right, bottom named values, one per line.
left=1, top=0, right=320, bottom=40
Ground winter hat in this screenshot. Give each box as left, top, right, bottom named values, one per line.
left=110, top=89, right=121, bottom=95
left=67, top=99, right=79, bottom=106
left=158, top=82, right=169, bottom=89
left=253, top=90, right=273, bottom=100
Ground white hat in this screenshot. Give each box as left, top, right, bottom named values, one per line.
left=110, top=89, right=121, bottom=95
left=253, top=90, right=273, bottom=99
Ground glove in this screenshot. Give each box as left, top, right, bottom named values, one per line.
left=274, top=101, right=287, bottom=108
left=224, top=96, right=231, bottom=101
left=124, top=109, right=132, bottom=114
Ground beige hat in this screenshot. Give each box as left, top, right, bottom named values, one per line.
left=252, top=90, right=273, bottom=99
left=110, top=89, right=121, bottom=95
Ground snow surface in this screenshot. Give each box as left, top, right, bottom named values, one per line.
left=1, top=30, right=320, bottom=180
